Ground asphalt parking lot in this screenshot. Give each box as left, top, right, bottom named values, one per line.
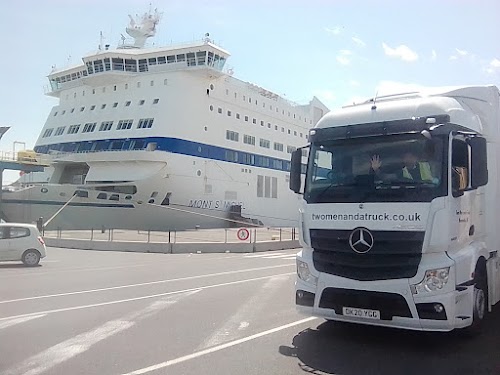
left=0, top=247, right=499, bottom=375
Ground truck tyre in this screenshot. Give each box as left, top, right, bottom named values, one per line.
left=463, top=263, right=488, bottom=335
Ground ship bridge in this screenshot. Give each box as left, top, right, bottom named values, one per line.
left=47, top=39, right=230, bottom=95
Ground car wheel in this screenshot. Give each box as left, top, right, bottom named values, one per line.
left=22, top=249, right=41, bottom=267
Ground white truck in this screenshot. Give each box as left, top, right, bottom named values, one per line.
left=289, top=85, right=500, bottom=332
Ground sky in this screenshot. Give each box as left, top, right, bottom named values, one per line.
left=0, top=0, right=499, bottom=183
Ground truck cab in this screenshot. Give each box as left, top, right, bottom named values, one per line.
left=290, top=85, right=500, bottom=332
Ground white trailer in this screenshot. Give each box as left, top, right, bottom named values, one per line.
left=290, top=85, right=500, bottom=332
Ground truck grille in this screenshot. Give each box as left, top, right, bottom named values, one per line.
left=310, top=229, right=424, bottom=281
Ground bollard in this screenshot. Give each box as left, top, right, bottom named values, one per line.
left=168, top=230, right=171, bottom=244
left=225, top=228, right=228, bottom=243
left=147, top=230, right=151, bottom=243
left=91, top=228, right=94, bottom=241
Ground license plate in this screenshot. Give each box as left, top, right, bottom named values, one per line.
left=342, top=307, right=380, bottom=320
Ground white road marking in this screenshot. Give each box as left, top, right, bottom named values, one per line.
left=122, top=317, right=318, bottom=375
left=199, top=274, right=290, bottom=349
left=0, top=272, right=295, bottom=322
left=3, top=291, right=198, bottom=375
left=0, top=314, right=46, bottom=331
left=243, top=252, right=291, bottom=258
left=266, top=254, right=298, bottom=259
left=0, top=263, right=294, bottom=305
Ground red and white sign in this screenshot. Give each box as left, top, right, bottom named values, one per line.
left=237, top=228, right=250, bottom=241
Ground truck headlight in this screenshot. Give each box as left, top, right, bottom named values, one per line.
left=297, top=259, right=317, bottom=285
left=412, top=267, right=450, bottom=294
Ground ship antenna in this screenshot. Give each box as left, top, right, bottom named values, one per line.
left=371, top=90, right=379, bottom=110
left=99, top=31, right=103, bottom=50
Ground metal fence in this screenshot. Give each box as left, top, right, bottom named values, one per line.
left=43, top=227, right=298, bottom=244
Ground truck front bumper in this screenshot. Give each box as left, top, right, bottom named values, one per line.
left=296, top=275, right=474, bottom=332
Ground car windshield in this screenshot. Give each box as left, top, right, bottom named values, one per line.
left=305, top=134, right=446, bottom=203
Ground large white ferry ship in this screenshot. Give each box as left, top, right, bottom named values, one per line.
left=4, top=10, right=328, bottom=230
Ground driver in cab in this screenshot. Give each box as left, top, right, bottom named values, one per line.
left=370, top=150, right=435, bottom=183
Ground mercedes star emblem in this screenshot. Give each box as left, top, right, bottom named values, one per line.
left=349, top=228, right=374, bottom=254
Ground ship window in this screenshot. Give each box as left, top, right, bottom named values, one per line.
left=236, top=113, right=240, bottom=119
left=271, top=177, right=278, bottom=198
left=153, top=98, right=159, bottom=104
left=176, top=54, right=185, bottom=62
left=125, top=84, right=128, bottom=89
left=111, top=140, right=124, bottom=150
left=158, top=56, right=166, bottom=64
left=281, top=127, right=284, bottom=132
left=53, top=112, right=58, bottom=117
left=109, top=194, right=119, bottom=201
left=288, top=129, right=291, bottom=134
left=82, top=122, right=96, bottom=133
left=245, top=116, right=249, bottom=122
left=138, top=118, right=154, bottom=129
left=62, top=110, right=66, bottom=115
left=272, top=160, right=283, bottom=170
left=227, top=110, right=231, bottom=116
left=225, top=150, right=238, bottom=162
left=264, top=176, right=271, bottom=197
left=86, top=61, right=94, bottom=74
left=74, top=190, right=89, bottom=198
left=274, top=142, right=284, bottom=152
left=148, top=199, right=155, bottom=204
left=71, top=108, right=75, bottom=113
left=260, top=121, right=264, bottom=126
left=150, top=80, right=154, bottom=86
left=148, top=57, right=157, bottom=65
left=99, top=121, right=113, bottom=131
left=294, top=131, right=297, bottom=136
left=94, top=59, right=104, bottom=73
left=138, top=59, right=148, bottom=72
left=252, top=118, right=257, bottom=124
left=42, top=128, right=53, bottom=138
left=267, top=123, right=271, bottom=129
left=112, top=58, right=124, bottom=71
left=97, top=193, right=107, bottom=200
left=164, top=79, right=168, bottom=85
left=114, top=85, right=117, bottom=91
left=187, top=52, right=196, bottom=66
left=117, top=119, right=133, bottom=130
left=124, top=59, right=137, bottom=72
left=137, top=82, right=141, bottom=88
left=125, top=195, right=132, bottom=200
left=113, top=102, right=118, bottom=108
left=80, top=106, right=85, bottom=112
left=167, top=55, right=176, bottom=64
left=125, top=101, right=131, bottom=107
left=104, top=58, right=111, bottom=71
left=218, top=107, right=222, bottom=114
left=207, top=52, right=214, bottom=66
left=300, top=133, right=303, bottom=138
left=287, top=145, right=297, bottom=154
left=259, top=139, right=270, bottom=148
left=275, top=125, right=278, bottom=131
left=243, top=135, right=256, bottom=145
left=55, top=126, right=65, bottom=136
left=90, top=105, right=96, bottom=110
left=151, top=191, right=158, bottom=198
left=209, top=105, right=213, bottom=111
left=196, top=51, right=206, bottom=65
left=132, top=140, right=145, bottom=149
left=139, top=100, right=145, bottom=105
left=67, top=124, right=81, bottom=134
left=226, top=130, right=239, bottom=142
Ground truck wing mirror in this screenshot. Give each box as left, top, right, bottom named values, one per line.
left=290, top=149, right=303, bottom=194
left=468, top=137, right=488, bottom=188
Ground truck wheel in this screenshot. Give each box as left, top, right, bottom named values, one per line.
left=464, top=265, right=488, bottom=335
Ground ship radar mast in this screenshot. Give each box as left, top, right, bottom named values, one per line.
left=125, top=8, right=162, bottom=48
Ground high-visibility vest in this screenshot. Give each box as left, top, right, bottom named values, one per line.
left=402, top=162, right=433, bottom=181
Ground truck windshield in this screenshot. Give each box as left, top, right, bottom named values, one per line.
left=305, top=134, right=446, bottom=203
